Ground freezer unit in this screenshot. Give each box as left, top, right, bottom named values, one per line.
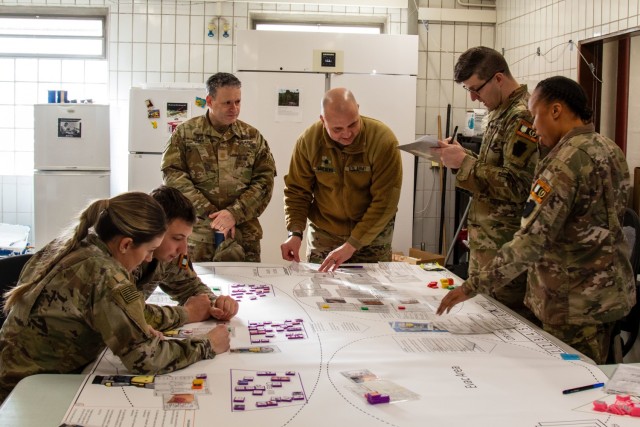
left=128, top=153, right=163, bottom=193
left=34, top=171, right=110, bottom=248
left=236, top=30, right=418, bottom=263
left=33, top=104, right=111, bottom=249
left=237, top=72, right=326, bottom=263
left=34, top=104, right=110, bottom=171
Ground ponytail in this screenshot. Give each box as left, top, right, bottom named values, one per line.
left=3, top=192, right=166, bottom=313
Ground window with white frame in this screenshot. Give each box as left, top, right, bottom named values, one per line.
left=251, top=13, right=385, bottom=34
left=0, top=13, right=106, bottom=58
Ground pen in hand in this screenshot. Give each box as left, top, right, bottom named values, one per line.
left=449, top=126, right=459, bottom=145
left=562, top=382, right=604, bottom=394
left=449, top=125, right=460, bottom=174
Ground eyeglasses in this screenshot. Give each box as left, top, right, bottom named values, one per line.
left=463, top=70, right=504, bottom=95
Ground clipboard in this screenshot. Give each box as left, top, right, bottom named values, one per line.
left=398, top=135, right=440, bottom=161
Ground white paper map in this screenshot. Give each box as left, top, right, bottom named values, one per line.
left=60, top=262, right=631, bottom=427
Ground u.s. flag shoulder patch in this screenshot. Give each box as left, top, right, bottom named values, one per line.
left=515, top=119, right=537, bottom=143
left=530, top=178, right=552, bottom=204
left=119, top=284, right=140, bottom=304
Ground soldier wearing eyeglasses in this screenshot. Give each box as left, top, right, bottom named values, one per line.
left=431, top=46, right=539, bottom=322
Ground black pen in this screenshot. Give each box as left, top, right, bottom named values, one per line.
left=449, top=126, right=460, bottom=174
left=339, top=265, right=364, bottom=269
left=562, top=382, right=604, bottom=394
left=449, top=126, right=459, bottom=144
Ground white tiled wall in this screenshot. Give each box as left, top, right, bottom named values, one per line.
left=496, top=0, right=639, bottom=84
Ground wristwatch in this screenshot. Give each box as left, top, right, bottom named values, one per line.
left=288, top=231, right=303, bottom=239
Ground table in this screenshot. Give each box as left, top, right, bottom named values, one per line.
left=0, top=374, right=83, bottom=427
left=1, top=262, right=635, bottom=427
left=1, top=366, right=631, bottom=427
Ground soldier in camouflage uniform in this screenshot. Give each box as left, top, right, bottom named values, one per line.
left=139, top=186, right=239, bottom=329
left=433, top=47, right=539, bottom=321
left=0, top=192, right=230, bottom=404
left=438, top=76, right=635, bottom=364
left=281, top=88, right=402, bottom=272
left=162, top=72, right=276, bottom=262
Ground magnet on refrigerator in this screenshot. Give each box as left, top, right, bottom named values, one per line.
left=128, top=85, right=206, bottom=192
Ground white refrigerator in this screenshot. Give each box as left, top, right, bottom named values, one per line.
left=236, top=30, right=418, bottom=264
left=34, top=104, right=111, bottom=249
left=128, top=85, right=207, bottom=192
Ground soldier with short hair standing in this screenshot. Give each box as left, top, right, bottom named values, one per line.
left=281, top=88, right=402, bottom=272
left=432, top=47, right=539, bottom=321
left=162, top=72, right=276, bottom=262
left=438, top=76, right=635, bottom=364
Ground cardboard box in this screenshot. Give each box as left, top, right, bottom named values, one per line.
left=391, top=252, right=421, bottom=264
left=392, top=249, right=445, bottom=266
left=409, top=248, right=445, bottom=265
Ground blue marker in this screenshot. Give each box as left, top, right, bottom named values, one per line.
left=562, top=382, right=604, bottom=394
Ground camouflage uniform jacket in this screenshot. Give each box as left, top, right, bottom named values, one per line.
left=161, top=114, right=276, bottom=246
left=462, top=124, right=635, bottom=326
left=136, top=257, right=216, bottom=328
left=456, top=85, right=539, bottom=252
left=284, top=116, right=402, bottom=250
left=0, top=235, right=215, bottom=402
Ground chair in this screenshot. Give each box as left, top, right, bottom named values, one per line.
left=0, top=254, right=33, bottom=327
left=608, top=208, right=640, bottom=363
left=623, top=207, right=640, bottom=278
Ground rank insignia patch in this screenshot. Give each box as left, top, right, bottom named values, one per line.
left=530, top=178, right=552, bottom=204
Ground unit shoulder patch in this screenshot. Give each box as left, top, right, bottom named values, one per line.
left=515, top=119, right=537, bottom=143
left=530, top=178, right=552, bottom=204
left=177, top=253, right=191, bottom=270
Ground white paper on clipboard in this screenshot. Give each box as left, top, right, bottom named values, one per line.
left=398, top=135, right=440, bottom=161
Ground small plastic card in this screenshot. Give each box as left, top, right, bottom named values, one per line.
left=341, top=369, right=420, bottom=404
left=346, top=379, right=420, bottom=404
left=341, top=369, right=379, bottom=383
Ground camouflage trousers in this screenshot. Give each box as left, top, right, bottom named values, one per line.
left=189, top=239, right=261, bottom=262
left=306, top=218, right=394, bottom=264
left=543, top=322, right=615, bottom=365
left=469, top=247, right=538, bottom=324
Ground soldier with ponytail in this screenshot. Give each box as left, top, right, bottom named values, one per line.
left=0, top=192, right=230, bottom=403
